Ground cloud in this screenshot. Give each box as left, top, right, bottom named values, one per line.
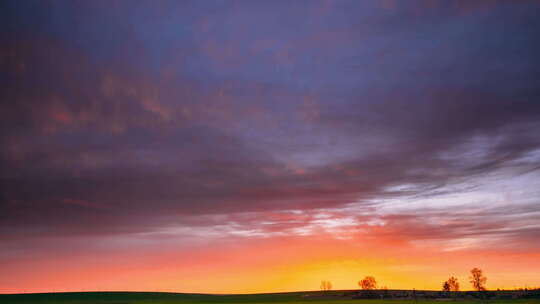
left=1, top=0, right=539, bottom=265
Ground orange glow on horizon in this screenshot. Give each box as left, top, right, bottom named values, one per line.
left=3, top=235, right=539, bottom=294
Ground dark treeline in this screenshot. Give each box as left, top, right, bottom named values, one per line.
left=305, top=288, right=540, bottom=300
left=316, top=268, right=539, bottom=300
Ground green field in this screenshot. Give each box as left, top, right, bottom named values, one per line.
left=1, top=292, right=539, bottom=304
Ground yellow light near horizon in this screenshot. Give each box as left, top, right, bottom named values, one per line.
left=4, top=234, right=540, bottom=294
left=192, top=258, right=436, bottom=294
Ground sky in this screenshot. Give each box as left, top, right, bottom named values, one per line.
left=1, top=0, right=540, bottom=294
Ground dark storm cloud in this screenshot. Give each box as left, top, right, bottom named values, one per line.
left=1, top=0, right=540, bottom=244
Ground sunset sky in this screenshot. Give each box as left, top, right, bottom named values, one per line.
left=1, top=0, right=540, bottom=294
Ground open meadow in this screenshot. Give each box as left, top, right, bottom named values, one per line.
left=1, top=292, right=540, bottom=304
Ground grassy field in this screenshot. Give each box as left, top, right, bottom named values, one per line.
left=1, top=292, right=539, bottom=304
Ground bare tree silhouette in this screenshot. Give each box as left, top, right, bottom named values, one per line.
left=469, top=268, right=487, bottom=291
left=443, top=281, right=450, bottom=292
left=359, top=276, right=377, bottom=290
left=442, top=276, right=460, bottom=291
left=320, top=280, right=332, bottom=291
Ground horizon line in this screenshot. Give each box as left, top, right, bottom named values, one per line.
left=2, top=288, right=538, bottom=296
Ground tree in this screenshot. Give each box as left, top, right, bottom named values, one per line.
left=469, top=268, right=487, bottom=291
left=442, top=276, right=460, bottom=292
left=320, top=280, right=332, bottom=291
left=359, top=276, right=377, bottom=290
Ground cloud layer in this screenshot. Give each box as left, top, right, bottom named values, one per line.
left=1, top=0, right=540, bottom=292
